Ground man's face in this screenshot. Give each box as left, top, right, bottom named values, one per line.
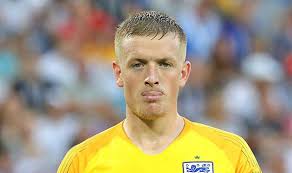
left=113, top=34, right=191, bottom=120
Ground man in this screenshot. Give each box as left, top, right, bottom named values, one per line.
left=57, top=11, right=262, bottom=173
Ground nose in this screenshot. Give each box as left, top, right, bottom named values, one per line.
left=144, top=64, right=159, bottom=87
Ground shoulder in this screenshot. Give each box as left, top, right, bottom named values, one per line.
left=186, top=119, right=261, bottom=172
left=57, top=122, right=123, bottom=173
left=76, top=122, right=122, bottom=151
left=185, top=118, right=251, bottom=154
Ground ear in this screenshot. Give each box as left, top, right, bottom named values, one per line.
left=179, top=61, right=191, bottom=87
left=112, top=61, right=124, bottom=87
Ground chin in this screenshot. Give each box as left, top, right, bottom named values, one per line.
left=127, top=101, right=166, bottom=120
left=137, top=113, right=164, bottom=121
left=137, top=108, right=165, bottom=120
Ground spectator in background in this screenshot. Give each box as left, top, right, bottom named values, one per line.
left=0, top=141, right=13, bottom=173
left=177, top=0, right=221, bottom=62
left=32, top=99, right=80, bottom=172
left=0, top=37, right=20, bottom=82
left=241, top=46, right=285, bottom=171
left=0, top=92, right=43, bottom=173
left=281, top=53, right=292, bottom=115
left=273, top=7, right=292, bottom=60
left=278, top=53, right=292, bottom=173
left=178, top=60, right=208, bottom=120
left=13, top=48, right=54, bottom=111
left=207, top=35, right=238, bottom=88
left=220, top=0, right=256, bottom=63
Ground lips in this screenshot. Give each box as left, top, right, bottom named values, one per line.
left=141, top=90, right=164, bottom=102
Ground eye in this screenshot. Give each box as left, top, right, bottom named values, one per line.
left=159, top=62, right=172, bottom=68
left=131, top=62, right=144, bottom=69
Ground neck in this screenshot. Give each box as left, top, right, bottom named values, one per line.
left=123, top=110, right=185, bottom=154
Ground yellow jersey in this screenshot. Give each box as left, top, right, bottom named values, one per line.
left=57, top=118, right=262, bottom=173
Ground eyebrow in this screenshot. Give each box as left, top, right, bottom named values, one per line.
left=127, top=58, right=148, bottom=64
left=157, top=58, right=175, bottom=63
left=127, top=57, right=176, bottom=64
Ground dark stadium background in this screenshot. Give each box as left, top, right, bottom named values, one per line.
left=0, top=0, right=291, bottom=172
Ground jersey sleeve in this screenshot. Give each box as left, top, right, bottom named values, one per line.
left=57, top=147, right=79, bottom=173
left=235, top=137, right=262, bottom=173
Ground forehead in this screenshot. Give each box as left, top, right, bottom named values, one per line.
left=120, top=34, right=183, bottom=62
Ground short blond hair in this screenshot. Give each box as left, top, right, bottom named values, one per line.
left=115, top=11, right=186, bottom=60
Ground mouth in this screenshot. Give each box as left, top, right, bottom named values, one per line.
left=141, top=90, right=164, bottom=102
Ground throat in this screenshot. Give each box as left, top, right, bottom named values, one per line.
left=136, top=136, right=176, bottom=155
left=123, top=115, right=185, bottom=155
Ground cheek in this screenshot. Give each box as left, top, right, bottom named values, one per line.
left=169, top=81, right=180, bottom=96
left=164, top=73, right=180, bottom=96
left=123, top=75, right=141, bottom=98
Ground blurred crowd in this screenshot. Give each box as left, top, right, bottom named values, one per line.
left=0, top=0, right=291, bottom=172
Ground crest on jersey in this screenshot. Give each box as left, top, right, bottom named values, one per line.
left=182, top=161, right=214, bottom=173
